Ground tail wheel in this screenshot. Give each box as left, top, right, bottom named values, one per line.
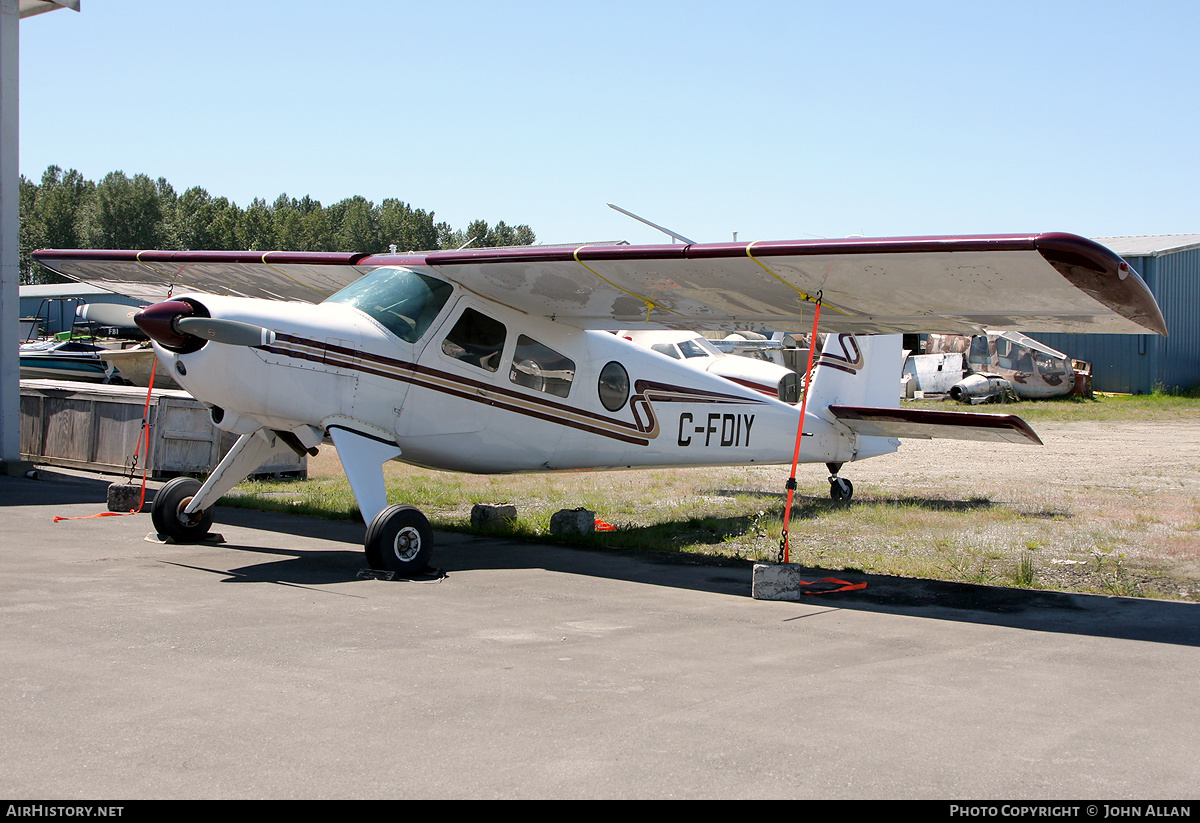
left=365, top=504, right=433, bottom=575
left=829, top=477, right=854, bottom=501
left=151, top=477, right=215, bottom=542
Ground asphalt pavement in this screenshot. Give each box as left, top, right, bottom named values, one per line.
left=2, top=467, right=1197, bottom=799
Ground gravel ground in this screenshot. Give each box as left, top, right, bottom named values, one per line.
left=300, top=418, right=1200, bottom=599
left=840, top=419, right=1200, bottom=499
left=754, top=418, right=1200, bottom=598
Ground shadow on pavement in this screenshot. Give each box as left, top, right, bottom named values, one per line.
left=8, top=469, right=1197, bottom=649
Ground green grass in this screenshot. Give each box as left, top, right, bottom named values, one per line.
left=221, top=471, right=1200, bottom=602
left=904, top=390, right=1200, bottom=423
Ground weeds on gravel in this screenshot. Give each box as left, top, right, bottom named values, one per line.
left=219, top=399, right=1200, bottom=602
left=1012, top=550, right=1037, bottom=588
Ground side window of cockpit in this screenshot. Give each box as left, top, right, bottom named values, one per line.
left=968, top=335, right=989, bottom=368
left=442, top=308, right=507, bottom=372
left=509, top=335, right=575, bottom=397
left=651, top=343, right=680, bottom=359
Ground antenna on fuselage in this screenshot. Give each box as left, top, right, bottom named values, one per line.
left=607, top=203, right=696, bottom=245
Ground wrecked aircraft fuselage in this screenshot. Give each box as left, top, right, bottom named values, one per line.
left=925, top=330, right=1092, bottom=402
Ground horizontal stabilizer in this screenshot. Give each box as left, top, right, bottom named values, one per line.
left=829, top=405, right=1043, bottom=446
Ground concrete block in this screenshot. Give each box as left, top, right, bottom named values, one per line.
left=550, top=508, right=595, bottom=536
left=471, top=503, right=517, bottom=530
left=753, top=564, right=801, bottom=601
left=107, top=483, right=144, bottom=513
left=752, top=563, right=866, bottom=600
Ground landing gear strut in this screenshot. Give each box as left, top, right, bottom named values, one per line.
left=827, top=462, right=853, bottom=501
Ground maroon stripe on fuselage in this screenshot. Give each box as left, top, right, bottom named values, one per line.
left=261, top=333, right=772, bottom=445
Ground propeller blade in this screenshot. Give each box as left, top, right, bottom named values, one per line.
left=77, top=303, right=143, bottom=327
left=175, top=316, right=276, bottom=347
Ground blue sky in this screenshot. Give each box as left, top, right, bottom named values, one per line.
left=17, top=0, right=1200, bottom=247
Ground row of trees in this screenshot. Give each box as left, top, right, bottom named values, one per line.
left=19, top=166, right=536, bottom=284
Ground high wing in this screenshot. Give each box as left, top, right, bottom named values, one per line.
left=30, top=249, right=371, bottom=304
left=32, top=232, right=1167, bottom=336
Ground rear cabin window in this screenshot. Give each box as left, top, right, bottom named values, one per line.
left=598, top=361, right=630, bottom=412
left=441, top=308, right=507, bottom=372
left=509, top=335, right=575, bottom=397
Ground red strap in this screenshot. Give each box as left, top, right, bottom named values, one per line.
left=53, top=358, right=156, bottom=522
left=792, top=577, right=867, bottom=595
left=780, top=301, right=822, bottom=564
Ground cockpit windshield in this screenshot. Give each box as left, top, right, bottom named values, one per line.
left=324, top=267, right=454, bottom=343
left=677, top=338, right=720, bottom=359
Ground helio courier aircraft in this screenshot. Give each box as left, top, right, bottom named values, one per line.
left=32, top=233, right=1166, bottom=575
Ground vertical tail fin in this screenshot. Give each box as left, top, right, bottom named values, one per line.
left=805, top=333, right=903, bottom=412
left=804, top=334, right=903, bottom=462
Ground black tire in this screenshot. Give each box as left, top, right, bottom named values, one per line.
left=365, top=505, right=433, bottom=575
left=151, top=477, right=214, bottom=542
left=830, top=477, right=853, bottom=501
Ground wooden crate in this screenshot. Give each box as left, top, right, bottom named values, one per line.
left=20, top=380, right=306, bottom=479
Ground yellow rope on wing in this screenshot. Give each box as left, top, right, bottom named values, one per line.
left=261, top=252, right=333, bottom=299
left=745, top=241, right=852, bottom=317
left=134, top=250, right=184, bottom=288
left=574, top=246, right=681, bottom=324
left=135, top=250, right=203, bottom=299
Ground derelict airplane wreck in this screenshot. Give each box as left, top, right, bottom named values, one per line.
left=31, top=232, right=1166, bottom=574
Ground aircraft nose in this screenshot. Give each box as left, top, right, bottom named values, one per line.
left=134, top=300, right=197, bottom=350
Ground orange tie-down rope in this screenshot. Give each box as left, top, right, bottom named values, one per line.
left=777, top=297, right=822, bottom=565
left=791, top=577, right=867, bottom=595
left=771, top=295, right=867, bottom=594
left=52, top=358, right=157, bottom=522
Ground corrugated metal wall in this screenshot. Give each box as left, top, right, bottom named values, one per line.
left=1151, top=248, right=1200, bottom=391
left=1034, top=247, right=1199, bottom=394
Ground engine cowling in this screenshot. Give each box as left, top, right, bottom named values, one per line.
left=949, top=373, right=1016, bottom=404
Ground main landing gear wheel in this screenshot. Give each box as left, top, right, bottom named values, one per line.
left=151, top=476, right=215, bottom=542
left=365, top=504, right=433, bottom=576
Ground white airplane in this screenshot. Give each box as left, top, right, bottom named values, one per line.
left=32, top=232, right=1166, bottom=575
left=616, top=329, right=801, bottom=403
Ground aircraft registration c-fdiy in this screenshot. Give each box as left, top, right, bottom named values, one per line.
left=33, top=233, right=1167, bottom=575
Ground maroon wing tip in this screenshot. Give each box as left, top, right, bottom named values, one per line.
left=1034, top=233, right=1168, bottom=336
